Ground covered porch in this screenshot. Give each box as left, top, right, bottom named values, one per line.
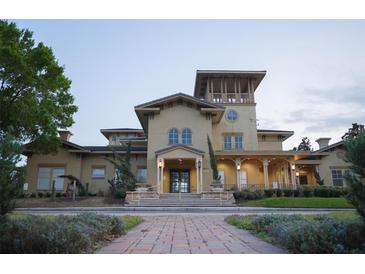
left=215, top=152, right=319, bottom=191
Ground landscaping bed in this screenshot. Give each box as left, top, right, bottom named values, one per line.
left=226, top=212, right=365, bottom=253
left=0, top=213, right=143, bottom=253
left=14, top=197, right=125, bottom=208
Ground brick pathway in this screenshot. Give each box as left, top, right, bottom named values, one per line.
left=97, top=215, right=286, bottom=254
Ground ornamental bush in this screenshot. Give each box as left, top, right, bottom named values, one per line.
left=264, top=189, right=274, bottom=198
left=275, top=189, right=282, bottom=197
left=301, top=186, right=313, bottom=197
left=233, top=190, right=264, bottom=202
left=283, top=189, right=294, bottom=197
left=0, top=213, right=126, bottom=253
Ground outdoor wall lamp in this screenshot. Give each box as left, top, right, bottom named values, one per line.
left=295, top=171, right=299, bottom=177
left=291, top=164, right=296, bottom=171
left=237, top=164, right=241, bottom=171
left=158, top=159, right=162, bottom=168
left=198, top=160, right=201, bottom=169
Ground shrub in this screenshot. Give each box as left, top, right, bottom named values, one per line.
left=313, top=186, right=329, bottom=197
left=30, top=193, right=36, bottom=198
left=264, top=189, right=274, bottom=198
left=233, top=190, right=263, bottom=202
left=294, top=189, right=300, bottom=197
left=301, top=186, right=313, bottom=197
left=45, top=192, right=51, bottom=198
left=37, top=192, right=44, bottom=198
left=0, top=213, right=126, bottom=253
left=115, top=189, right=127, bottom=200
left=283, top=189, right=294, bottom=197
left=55, top=193, right=61, bottom=198
left=275, top=189, right=282, bottom=197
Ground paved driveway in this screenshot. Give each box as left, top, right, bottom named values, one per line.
left=97, top=215, right=285, bottom=254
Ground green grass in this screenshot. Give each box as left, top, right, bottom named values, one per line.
left=120, top=215, right=143, bottom=231
left=240, top=197, right=354, bottom=208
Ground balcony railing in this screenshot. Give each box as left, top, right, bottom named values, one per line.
left=210, top=93, right=254, bottom=104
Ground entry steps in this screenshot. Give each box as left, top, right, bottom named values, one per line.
left=126, top=193, right=235, bottom=207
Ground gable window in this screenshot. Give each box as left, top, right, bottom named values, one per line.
left=331, top=169, right=350, bottom=186
left=92, top=167, right=106, bottom=179
left=168, top=128, right=179, bottom=144
left=235, top=135, right=243, bottom=150
left=224, top=136, right=232, bottom=150
left=182, top=128, right=192, bottom=145
left=37, top=167, right=65, bottom=190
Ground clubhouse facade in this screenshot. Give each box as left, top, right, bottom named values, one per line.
left=24, top=70, right=350, bottom=197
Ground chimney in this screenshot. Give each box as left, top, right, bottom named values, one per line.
left=58, top=130, right=73, bottom=141
left=316, top=137, right=331, bottom=149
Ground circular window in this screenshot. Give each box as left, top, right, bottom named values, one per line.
left=226, top=110, right=238, bottom=121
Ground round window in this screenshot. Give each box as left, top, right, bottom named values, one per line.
left=226, top=110, right=238, bottom=121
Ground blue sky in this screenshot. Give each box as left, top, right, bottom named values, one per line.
left=14, top=20, right=365, bottom=150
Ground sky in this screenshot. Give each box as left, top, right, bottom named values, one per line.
left=13, top=20, right=365, bottom=150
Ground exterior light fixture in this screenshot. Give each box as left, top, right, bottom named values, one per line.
left=295, top=171, right=299, bottom=177
left=291, top=164, right=295, bottom=171
left=158, top=159, right=162, bottom=168
left=237, top=164, right=241, bottom=171
left=198, top=160, right=201, bottom=169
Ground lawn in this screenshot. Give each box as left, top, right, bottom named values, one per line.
left=240, top=197, right=354, bottom=208
left=14, top=197, right=123, bottom=208
left=226, top=211, right=365, bottom=253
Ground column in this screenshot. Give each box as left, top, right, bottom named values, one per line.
left=284, top=162, right=289, bottom=188
left=195, top=158, right=202, bottom=193
left=157, top=158, right=164, bottom=194
left=263, top=159, right=269, bottom=189
left=290, top=161, right=296, bottom=190
left=235, top=158, right=241, bottom=190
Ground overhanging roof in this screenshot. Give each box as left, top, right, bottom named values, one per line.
left=194, top=70, right=267, bottom=98
left=257, top=129, right=294, bottom=141
left=135, top=92, right=225, bottom=133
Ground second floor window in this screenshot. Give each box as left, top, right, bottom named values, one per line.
left=182, top=128, right=192, bottom=145
left=168, top=128, right=179, bottom=144
left=224, top=135, right=232, bottom=150
left=235, top=135, right=243, bottom=150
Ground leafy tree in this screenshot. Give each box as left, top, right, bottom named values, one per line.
left=343, top=132, right=365, bottom=221
left=342, top=123, right=365, bottom=141
left=105, top=142, right=137, bottom=196
left=293, top=137, right=311, bottom=151
left=0, top=20, right=77, bottom=153
left=207, top=135, right=221, bottom=186
left=0, top=135, right=24, bottom=215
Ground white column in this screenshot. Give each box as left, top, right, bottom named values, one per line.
left=290, top=161, right=296, bottom=190
left=157, top=158, right=164, bottom=194
left=284, top=162, right=289, bottom=188
left=156, top=159, right=160, bottom=193
left=263, top=159, right=269, bottom=189
left=195, top=158, right=203, bottom=193
left=235, top=158, right=241, bottom=190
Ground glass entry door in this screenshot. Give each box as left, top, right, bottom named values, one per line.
left=170, top=170, right=190, bottom=193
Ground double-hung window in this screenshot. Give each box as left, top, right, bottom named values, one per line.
left=235, top=135, right=243, bottom=150
left=331, top=169, right=350, bottom=186
left=182, top=128, right=192, bottom=145
left=92, top=167, right=106, bottom=179
left=224, top=136, right=232, bottom=150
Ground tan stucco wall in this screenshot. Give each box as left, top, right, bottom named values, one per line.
left=212, top=105, right=258, bottom=151
left=146, top=104, right=213, bottom=191
left=25, top=148, right=82, bottom=193
left=318, top=147, right=350, bottom=186
left=257, top=135, right=283, bottom=151
left=25, top=147, right=147, bottom=194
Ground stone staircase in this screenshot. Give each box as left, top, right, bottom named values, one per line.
left=126, top=193, right=236, bottom=207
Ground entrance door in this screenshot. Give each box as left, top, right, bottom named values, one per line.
left=170, top=170, right=190, bottom=193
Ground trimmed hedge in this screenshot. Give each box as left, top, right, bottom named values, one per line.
left=0, top=213, right=126, bottom=253
left=233, top=190, right=264, bottom=201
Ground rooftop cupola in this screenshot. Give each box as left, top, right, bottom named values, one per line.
left=193, top=70, right=266, bottom=104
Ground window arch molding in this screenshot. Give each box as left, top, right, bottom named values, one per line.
left=168, top=128, right=179, bottom=145
left=182, top=128, right=192, bottom=145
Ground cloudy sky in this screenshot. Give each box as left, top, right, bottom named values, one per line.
left=14, top=20, right=365, bottom=150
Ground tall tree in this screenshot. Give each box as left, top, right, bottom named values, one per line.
left=293, top=137, right=311, bottom=151
left=342, top=123, right=365, bottom=141
left=343, top=131, right=365, bottom=221
left=0, top=20, right=78, bottom=153
left=207, top=135, right=221, bottom=185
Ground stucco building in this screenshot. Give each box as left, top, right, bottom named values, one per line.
left=24, top=70, right=350, bottom=197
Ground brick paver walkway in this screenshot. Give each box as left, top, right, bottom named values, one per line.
left=97, top=215, right=285, bottom=254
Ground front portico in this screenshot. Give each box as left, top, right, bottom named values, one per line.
left=155, top=145, right=204, bottom=194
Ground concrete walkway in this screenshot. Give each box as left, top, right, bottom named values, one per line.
left=96, top=215, right=286, bottom=254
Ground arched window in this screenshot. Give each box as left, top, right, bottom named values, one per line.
left=168, top=128, right=179, bottom=144
left=182, top=128, right=192, bottom=145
